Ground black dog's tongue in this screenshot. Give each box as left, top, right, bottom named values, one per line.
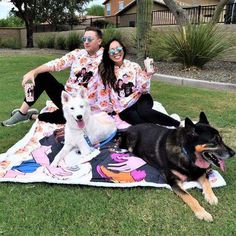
left=195, top=152, right=211, bottom=169
left=219, top=159, right=225, bottom=172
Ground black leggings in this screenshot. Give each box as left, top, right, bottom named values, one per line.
left=25, top=72, right=66, bottom=124
left=119, top=93, right=180, bottom=127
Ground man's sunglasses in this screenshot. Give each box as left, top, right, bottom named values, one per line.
left=108, top=46, right=123, bottom=56
left=81, top=36, right=94, bottom=43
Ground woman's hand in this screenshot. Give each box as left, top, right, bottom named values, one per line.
left=22, top=70, right=36, bottom=87
left=146, top=65, right=158, bottom=77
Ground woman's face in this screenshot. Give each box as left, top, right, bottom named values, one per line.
left=108, top=41, right=124, bottom=66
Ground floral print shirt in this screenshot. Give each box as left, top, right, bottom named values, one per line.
left=110, top=59, right=151, bottom=113
left=45, top=47, right=112, bottom=113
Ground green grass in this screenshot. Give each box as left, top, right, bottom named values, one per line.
left=0, top=54, right=236, bottom=235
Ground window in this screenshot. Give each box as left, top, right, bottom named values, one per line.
left=119, top=1, right=125, bottom=11
left=106, top=3, right=111, bottom=16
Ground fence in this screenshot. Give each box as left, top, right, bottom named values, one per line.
left=33, top=3, right=236, bottom=32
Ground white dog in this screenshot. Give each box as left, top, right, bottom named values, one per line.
left=51, top=88, right=117, bottom=167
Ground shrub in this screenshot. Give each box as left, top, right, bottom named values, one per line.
left=35, top=35, right=55, bottom=49
left=91, top=19, right=113, bottom=29
left=66, top=32, right=81, bottom=51
left=148, top=23, right=232, bottom=68
left=45, top=35, right=55, bottom=48
left=0, top=37, right=21, bottom=49
left=55, top=35, right=67, bottom=50
left=0, top=16, right=24, bottom=27
left=86, top=5, right=104, bottom=16
left=35, top=37, right=47, bottom=48
left=102, top=25, right=122, bottom=47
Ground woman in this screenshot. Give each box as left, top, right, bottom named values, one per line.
left=98, top=38, right=180, bottom=127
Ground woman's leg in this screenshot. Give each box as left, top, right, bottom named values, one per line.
left=119, top=103, right=145, bottom=125
left=136, top=93, right=180, bottom=127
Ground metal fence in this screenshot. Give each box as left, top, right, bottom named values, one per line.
left=34, top=3, right=236, bottom=32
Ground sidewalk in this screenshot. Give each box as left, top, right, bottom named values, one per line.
left=152, top=73, right=236, bottom=92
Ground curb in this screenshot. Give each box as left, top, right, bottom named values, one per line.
left=152, top=73, right=236, bottom=92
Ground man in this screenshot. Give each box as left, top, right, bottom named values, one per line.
left=2, top=26, right=112, bottom=126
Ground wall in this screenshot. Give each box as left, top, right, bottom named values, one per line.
left=0, top=27, right=25, bottom=47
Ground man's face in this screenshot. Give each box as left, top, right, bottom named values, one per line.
left=83, top=30, right=102, bottom=55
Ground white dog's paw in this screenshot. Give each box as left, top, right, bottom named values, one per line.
left=195, top=210, right=213, bottom=222
left=204, top=193, right=218, bottom=205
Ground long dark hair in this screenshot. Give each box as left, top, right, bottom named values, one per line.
left=98, top=38, right=126, bottom=90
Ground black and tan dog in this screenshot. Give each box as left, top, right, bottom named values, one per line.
left=120, top=112, right=235, bottom=222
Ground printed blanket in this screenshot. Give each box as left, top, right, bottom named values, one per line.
left=0, top=103, right=226, bottom=189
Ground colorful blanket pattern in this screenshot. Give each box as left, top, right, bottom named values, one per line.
left=0, top=106, right=226, bottom=189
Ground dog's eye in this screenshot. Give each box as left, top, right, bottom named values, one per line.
left=80, top=105, right=84, bottom=108
left=70, top=107, right=74, bottom=110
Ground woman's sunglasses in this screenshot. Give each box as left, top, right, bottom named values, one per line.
left=108, top=46, right=123, bottom=56
left=81, top=36, right=94, bottom=43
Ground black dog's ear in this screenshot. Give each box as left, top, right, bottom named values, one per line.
left=185, top=117, right=195, bottom=127
left=184, top=117, right=198, bottom=138
left=199, top=112, right=209, bottom=125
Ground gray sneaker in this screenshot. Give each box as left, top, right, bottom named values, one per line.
left=11, top=108, right=39, bottom=117
left=2, top=109, right=39, bottom=127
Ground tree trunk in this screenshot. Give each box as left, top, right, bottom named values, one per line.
left=136, top=0, right=153, bottom=58
left=25, top=20, right=34, bottom=48
left=210, top=0, right=230, bottom=24
left=163, top=0, right=189, bottom=26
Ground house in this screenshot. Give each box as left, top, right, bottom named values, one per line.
left=103, top=0, right=221, bottom=16
left=103, top=0, right=222, bottom=26
left=103, top=0, right=168, bottom=26
left=103, top=0, right=168, bottom=16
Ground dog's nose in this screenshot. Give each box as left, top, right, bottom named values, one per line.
left=77, top=115, right=82, bottom=120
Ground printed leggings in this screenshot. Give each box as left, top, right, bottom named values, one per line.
left=119, top=93, right=180, bottom=127
left=24, top=72, right=66, bottom=124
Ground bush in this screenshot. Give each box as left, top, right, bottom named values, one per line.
left=91, top=19, right=113, bottom=29
left=66, top=32, right=81, bottom=51
left=35, top=35, right=55, bottom=49
left=35, top=37, right=47, bottom=48
left=0, top=37, right=21, bottom=49
left=148, top=23, right=232, bottom=68
left=86, top=5, right=104, bottom=16
left=0, top=16, right=24, bottom=27
left=45, top=35, right=55, bottom=48
left=55, top=35, right=67, bottom=50
left=102, top=25, right=122, bottom=47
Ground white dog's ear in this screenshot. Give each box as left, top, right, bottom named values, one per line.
left=79, top=86, right=88, bottom=99
left=61, top=91, right=71, bottom=104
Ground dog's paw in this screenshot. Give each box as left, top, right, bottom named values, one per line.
left=195, top=210, right=213, bottom=222
left=204, top=193, right=218, bottom=205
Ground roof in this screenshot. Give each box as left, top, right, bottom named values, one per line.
left=116, top=0, right=166, bottom=16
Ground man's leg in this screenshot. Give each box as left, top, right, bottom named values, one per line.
left=2, top=72, right=65, bottom=126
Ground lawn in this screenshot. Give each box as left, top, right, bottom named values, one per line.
left=0, top=53, right=236, bottom=235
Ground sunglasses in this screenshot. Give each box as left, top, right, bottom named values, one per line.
left=108, top=46, right=123, bottom=56
left=81, top=36, right=94, bottom=43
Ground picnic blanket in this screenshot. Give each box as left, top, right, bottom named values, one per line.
left=0, top=102, right=226, bottom=189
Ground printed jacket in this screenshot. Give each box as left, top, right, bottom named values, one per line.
left=110, top=59, right=151, bottom=113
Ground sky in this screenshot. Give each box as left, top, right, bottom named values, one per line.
left=0, top=0, right=104, bottom=19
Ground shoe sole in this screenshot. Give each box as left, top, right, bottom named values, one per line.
left=1, top=119, right=30, bottom=127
